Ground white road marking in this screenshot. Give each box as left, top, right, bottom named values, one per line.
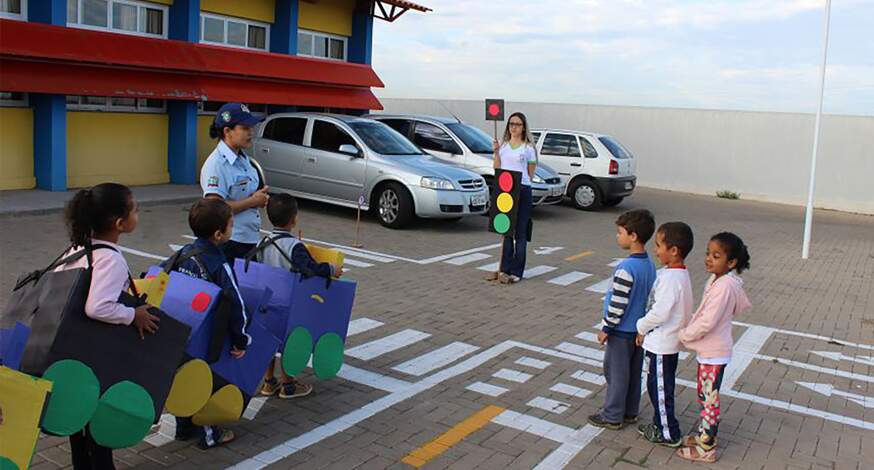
left=243, top=397, right=268, bottom=420
left=168, top=243, right=184, bottom=252
left=466, top=381, right=509, bottom=397
left=117, top=245, right=165, bottom=260
left=492, top=410, right=602, bottom=470
left=607, top=258, right=623, bottom=267
left=758, top=354, right=874, bottom=383
left=555, top=342, right=604, bottom=361
left=345, top=329, right=432, bottom=361
left=523, top=265, right=558, bottom=279
left=415, top=243, right=503, bottom=265
left=533, top=424, right=602, bottom=470
left=477, top=262, right=500, bottom=272
left=810, top=350, right=874, bottom=366
left=144, top=414, right=176, bottom=446
left=721, top=325, right=774, bottom=390
left=534, top=246, right=564, bottom=255
left=575, top=331, right=600, bottom=344
left=493, top=368, right=533, bottom=383
left=528, top=396, right=571, bottom=414
left=585, top=278, right=612, bottom=294
left=571, top=370, right=606, bottom=386
left=392, top=342, right=480, bottom=376
left=443, top=252, right=491, bottom=266
left=346, top=318, right=384, bottom=337
left=515, top=357, right=552, bottom=370
left=795, top=382, right=874, bottom=408
left=733, top=320, right=874, bottom=351
left=547, top=271, right=592, bottom=286
left=550, top=382, right=592, bottom=399
left=337, top=364, right=411, bottom=393
left=343, top=258, right=373, bottom=268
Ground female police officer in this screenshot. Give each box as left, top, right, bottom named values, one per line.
left=201, top=103, right=270, bottom=261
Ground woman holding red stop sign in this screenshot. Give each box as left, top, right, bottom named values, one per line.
left=489, top=112, right=537, bottom=284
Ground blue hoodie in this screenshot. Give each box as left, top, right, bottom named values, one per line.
left=601, top=252, right=657, bottom=339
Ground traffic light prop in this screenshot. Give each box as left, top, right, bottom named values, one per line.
left=489, top=169, right=522, bottom=237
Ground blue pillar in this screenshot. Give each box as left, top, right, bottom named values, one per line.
left=271, top=0, right=299, bottom=54
left=349, top=5, right=373, bottom=65
left=169, top=0, right=200, bottom=41
left=167, top=0, right=200, bottom=183
left=29, top=1, right=67, bottom=190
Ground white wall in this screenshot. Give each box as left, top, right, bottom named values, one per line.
left=377, top=98, right=874, bottom=215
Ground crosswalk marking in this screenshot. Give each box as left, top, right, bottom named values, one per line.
left=347, top=318, right=384, bottom=337
left=527, top=396, right=570, bottom=414
left=575, top=331, right=600, bottom=344
left=547, top=271, right=592, bottom=286
left=477, top=262, right=500, bottom=272
left=466, top=381, right=509, bottom=397
left=550, top=382, right=591, bottom=398
left=492, top=368, right=533, bottom=383
left=392, top=342, right=480, bottom=376
left=585, top=278, right=612, bottom=294
left=555, top=342, right=604, bottom=361
left=144, top=414, right=176, bottom=446
left=607, top=258, right=623, bottom=267
left=515, top=357, right=551, bottom=370
left=345, top=329, right=432, bottom=360
left=444, top=252, right=491, bottom=266
left=243, top=397, right=268, bottom=420
left=337, top=364, right=411, bottom=392
left=571, top=370, right=606, bottom=386
left=523, top=265, right=558, bottom=279
left=343, top=258, right=373, bottom=268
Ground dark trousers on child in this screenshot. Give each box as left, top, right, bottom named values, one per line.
left=646, top=351, right=681, bottom=440
left=500, top=186, right=533, bottom=278
left=600, top=334, right=644, bottom=423
left=70, top=428, right=115, bottom=470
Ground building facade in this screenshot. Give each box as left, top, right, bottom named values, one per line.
left=0, top=0, right=428, bottom=191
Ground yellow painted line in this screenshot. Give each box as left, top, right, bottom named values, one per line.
left=401, top=405, right=505, bottom=468
left=565, top=250, right=594, bottom=261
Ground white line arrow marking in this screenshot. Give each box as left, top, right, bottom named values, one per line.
left=796, top=382, right=874, bottom=408
left=534, top=246, right=564, bottom=255
left=810, top=351, right=874, bottom=366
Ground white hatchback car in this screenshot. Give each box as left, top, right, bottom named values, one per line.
left=530, top=129, right=637, bottom=210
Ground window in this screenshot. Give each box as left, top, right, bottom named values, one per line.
left=1, top=0, right=26, bottom=20
left=262, top=117, right=307, bottom=146
left=197, top=101, right=267, bottom=116
left=200, top=13, right=269, bottom=51
left=530, top=132, right=541, bottom=143
left=446, top=123, right=493, bottom=154
left=598, top=136, right=632, bottom=159
left=0, top=91, right=27, bottom=107
left=68, top=0, right=167, bottom=38
left=349, top=122, right=423, bottom=156
left=578, top=136, right=598, bottom=158
left=413, top=122, right=460, bottom=154
left=297, top=29, right=347, bottom=61
left=66, top=95, right=166, bottom=113
left=378, top=119, right=412, bottom=138
left=541, top=133, right=581, bottom=157
left=311, top=121, right=357, bottom=153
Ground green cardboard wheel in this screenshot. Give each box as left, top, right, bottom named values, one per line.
left=41, top=360, right=100, bottom=436
left=282, top=327, right=313, bottom=376
left=312, top=333, right=344, bottom=379
left=0, top=456, right=20, bottom=470
left=89, top=381, right=155, bottom=449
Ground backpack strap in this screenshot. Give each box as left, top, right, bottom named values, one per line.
left=242, top=233, right=297, bottom=272
left=162, top=246, right=214, bottom=283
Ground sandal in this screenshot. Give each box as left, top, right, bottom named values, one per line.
left=198, top=428, right=235, bottom=450
left=676, top=444, right=717, bottom=463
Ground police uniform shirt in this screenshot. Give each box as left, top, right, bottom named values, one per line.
left=200, top=140, right=262, bottom=244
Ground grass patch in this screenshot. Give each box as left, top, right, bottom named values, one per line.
left=716, top=190, right=740, bottom=200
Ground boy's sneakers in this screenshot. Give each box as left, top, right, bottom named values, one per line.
left=198, top=427, right=235, bottom=450
left=623, top=415, right=638, bottom=425
left=637, top=423, right=682, bottom=448
left=587, top=414, right=623, bottom=430
left=260, top=377, right=282, bottom=396
left=279, top=377, right=313, bottom=399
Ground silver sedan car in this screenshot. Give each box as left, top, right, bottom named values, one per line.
left=251, top=113, right=489, bottom=229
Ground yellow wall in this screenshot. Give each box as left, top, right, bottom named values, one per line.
left=299, top=0, right=355, bottom=36
left=197, top=116, right=215, bottom=179
left=0, top=108, right=35, bottom=190
left=67, top=113, right=169, bottom=188
left=202, top=0, right=274, bottom=23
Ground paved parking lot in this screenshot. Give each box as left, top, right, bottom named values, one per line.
left=2, top=187, right=873, bottom=470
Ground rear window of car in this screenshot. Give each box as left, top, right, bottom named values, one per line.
left=262, top=117, right=306, bottom=146
left=378, top=119, right=412, bottom=137
left=598, top=136, right=632, bottom=159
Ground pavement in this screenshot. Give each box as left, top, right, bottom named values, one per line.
left=1, top=187, right=873, bottom=470
left=0, top=184, right=202, bottom=217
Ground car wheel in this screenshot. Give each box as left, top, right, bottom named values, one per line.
left=569, top=179, right=602, bottom=211
left=603, top=197, right=624, bottom=207
left=376, top=183, right=414, bottom=229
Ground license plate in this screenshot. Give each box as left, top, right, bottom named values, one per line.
left=624, top=182, right=633, bottom=190
left=471, top=194, right=487, bottom=206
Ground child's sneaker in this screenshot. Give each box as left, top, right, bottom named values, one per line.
left=260, top=377, right=281, bottom=396
left=637, top=423, right=682, bottom=448
left=623, top=415, right=639, bottom=426
left=278, top=377, right=313, bottom=399
left=587, top=414, right=622, bottom=430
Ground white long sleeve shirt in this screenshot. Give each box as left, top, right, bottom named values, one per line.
left=636, top=266, right=693, bottom=355
left=55, top=240, right=135, bottom=325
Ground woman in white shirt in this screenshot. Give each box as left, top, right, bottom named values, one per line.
left=490, top=112, right=537, bottom=284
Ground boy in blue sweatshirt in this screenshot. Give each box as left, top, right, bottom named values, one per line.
left=589, top=209, right=657, bottom=430
left=162, top=198, right=250, bottom=449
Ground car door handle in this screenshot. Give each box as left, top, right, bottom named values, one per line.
left=570, top=163, right=581, bottom=167
left=261, top=148, right=269, bottom=153
left=306, top=157, right=316, bottom=162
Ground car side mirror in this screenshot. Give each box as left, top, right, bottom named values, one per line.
left=339, top=144, right=361, bottom=157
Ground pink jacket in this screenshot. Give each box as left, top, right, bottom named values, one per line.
left=679, top=273, right=751, bottom=359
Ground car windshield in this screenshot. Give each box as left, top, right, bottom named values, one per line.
left=598, top=136, right=632, bottom=159
left=349, top=121, right=424, bottom=155
left=446, top=123, right=493, bottom=154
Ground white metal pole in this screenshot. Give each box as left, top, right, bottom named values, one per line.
left=802, top=0, right=832, bottom=260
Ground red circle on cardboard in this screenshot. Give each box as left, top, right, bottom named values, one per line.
left=191, top=292, right=211, bottom=313
left=488, top=103, right=500, bottom=116
left=498, top=172, right=514, bottom=192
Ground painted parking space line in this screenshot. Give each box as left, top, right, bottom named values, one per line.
left=477, top=262, right=500, bottom=272
left=550, top=382, right=592, bottom=399
left=571, top=370, right=606, bottom=386
left=345, top=329, right=432, bottom=360
left=515, top=356, right=552, bottom=370
left=555, top=342, right=604, bottom=361
left=401, top=405, right=505, bottom=468
left=527, top=396, right=570, bottom=414
left=584, top=278, right=612, bottom=294
left=465, top=381, right=509, bottom=397
left=343, top=258, right=373, bottom=268
left=547, top=271, right=592, bottom=286
left=392, top=341, right=480, bottom=377
left=443, top=252, right=491, bottom=266
left=523, top=265, right=558, bottom=279
left=493, top=368, right=533, bottom=383
left=347, top=318, right=384, bottom=337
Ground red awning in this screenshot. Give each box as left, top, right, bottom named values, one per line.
left=0, top=19, right=383, bottom=109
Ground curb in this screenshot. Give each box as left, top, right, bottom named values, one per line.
left=0, top=195, right=199, bottom=219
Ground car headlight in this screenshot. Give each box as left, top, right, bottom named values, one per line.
left=532, top=174, right=545, bottom=184
left=420, top=177, right=455, bottom=190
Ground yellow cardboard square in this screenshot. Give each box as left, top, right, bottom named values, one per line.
left=304, top=244, right=345, bottom=276
left=0, top=367, right=53, bottom=470
left=133, top=271, right=170, bottom=308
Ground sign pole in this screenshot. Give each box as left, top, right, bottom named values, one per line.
left=485, top=98, right=507, bottom=282
left=353, top=195, right=364, bottom=249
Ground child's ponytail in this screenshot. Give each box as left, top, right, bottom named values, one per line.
left=711, top=232, right=751, bottom=274
left=64, top=183, right=134, bottom=247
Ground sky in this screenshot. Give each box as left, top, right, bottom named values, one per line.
left=371, top=0, right=874, bottom=116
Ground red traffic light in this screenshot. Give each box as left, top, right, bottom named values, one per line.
left=488, top=103, right=501, bottom=117
left=485, top=99, right=504, bottom=121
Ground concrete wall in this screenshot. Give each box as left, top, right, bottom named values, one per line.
left=377, top=98, right=874, bottom=215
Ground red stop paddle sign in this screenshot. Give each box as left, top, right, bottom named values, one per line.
left=485, top=99, right=504, bottom=121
